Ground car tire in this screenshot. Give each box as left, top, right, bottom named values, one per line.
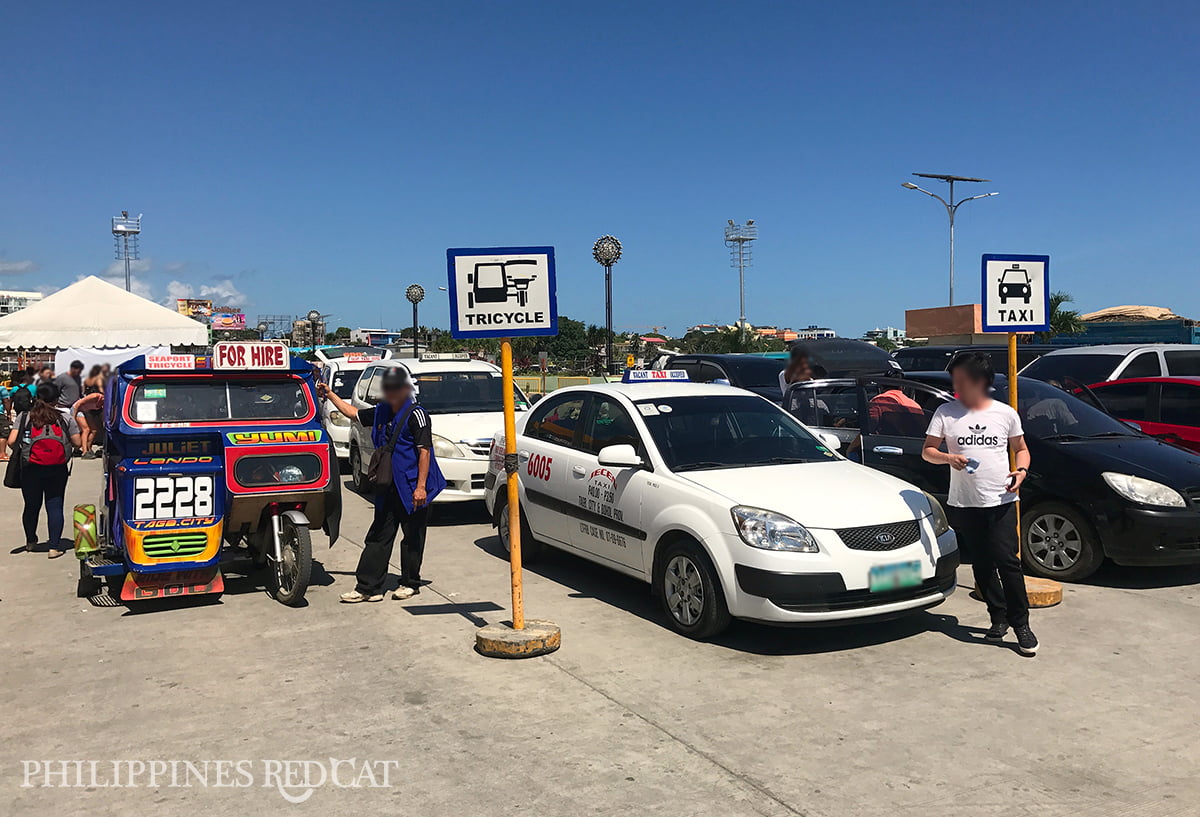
left=1021, top=502, right=1104, bottom=582
left=494, top=495, right=543, bottom=562
left=349, top=442, right=370, bottom=494
left=655, top=538, right=731, bottom=640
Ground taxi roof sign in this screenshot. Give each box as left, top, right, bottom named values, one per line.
left=622, top=369, right=689, bottom=383
left=213, top=341, right=290, bottom=370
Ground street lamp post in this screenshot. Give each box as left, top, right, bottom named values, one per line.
left=306, top=309, right=322, bottom=356
left=592, top=236, right=622, bottom=375
left=902, top=173, right=998, bottom=306
left=256, top=320, right=269, bottom=341
left=406, top=284, right=425, bottom=360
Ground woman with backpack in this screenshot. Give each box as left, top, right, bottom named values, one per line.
left=7, top=383, right=81, bottom=557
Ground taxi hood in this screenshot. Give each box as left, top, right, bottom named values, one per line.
left=428, top=411, right=522, bottom=450
left=679, top=460, right=933, bottom=529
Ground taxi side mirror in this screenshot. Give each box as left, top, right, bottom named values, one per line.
left=818, top=432, right=842, bottom=451
left=597, top=444, right=644, bottom=469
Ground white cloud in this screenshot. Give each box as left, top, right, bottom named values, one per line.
left=101, top=258, right=151, bottom=278
left=0, top=259, right=38, bottom=275
left=163, top=277, right=249, bottom=309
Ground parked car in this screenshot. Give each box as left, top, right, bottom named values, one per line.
left=1087, top=377, right=1200, bottom=454
left=662, top=354, right=785, bottom=400
left=347, top=354, right=531, bottom=502
left=783, top=372, right=1200, bottom=582
left=892, top=344, right=1060, bottom=374
left=1021, top=344, right=1200, bottom=385
left=483, top=375, right=958, bottom=638
left=315, top=346, right=391, bottom=462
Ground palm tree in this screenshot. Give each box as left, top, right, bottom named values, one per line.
left=1038, top=291, right=1086, bottom=342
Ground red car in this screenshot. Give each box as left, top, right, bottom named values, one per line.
left=1088, top=377, right=1200, bottom=454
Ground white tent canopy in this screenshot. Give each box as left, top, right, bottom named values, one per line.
left=0, top=276, right=209, bottom=349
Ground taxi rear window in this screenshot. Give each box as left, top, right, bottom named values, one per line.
left=130, top=379, right=310, bottom=423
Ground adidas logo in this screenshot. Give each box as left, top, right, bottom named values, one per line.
left=957, top=423, right=1001, bottom=447
left=969, top=424, right=987, bottom=433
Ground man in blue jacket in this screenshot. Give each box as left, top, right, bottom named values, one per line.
left=321, top=367, right=446, bottom=603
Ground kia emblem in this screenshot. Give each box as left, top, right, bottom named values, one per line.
left=876, top=532, right=896, bottom=545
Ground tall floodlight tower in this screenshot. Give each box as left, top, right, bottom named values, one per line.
left=724, top=219, right=757, bottom=338
left=111, top=211, right=142, bottom=292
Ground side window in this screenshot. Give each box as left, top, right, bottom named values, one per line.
left=1094, top=383, right=1152, bottom=421
left=355, top=367, right=376, bottom=402
left=695, top=362, right=727, bottom=383
left=863, top=382, right=938, bottom=438
left=789, top=385, right=859, bottom=429
left=580, top=398, right=641, bottom=454
left=1160, top=385, right=1200, bottom=427
left=1120, top=352, right=1162, bottom=379
left=1164, top=350, right=1200, bottom=376
left=525, top=394, right=587, bottom=447
left=668, top=360, right=705, bottom=381
left=363, top=368, right=386, bottom=403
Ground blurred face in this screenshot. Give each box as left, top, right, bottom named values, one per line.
left=40, top=367, right=53, bottom=379
left=950, top=368, right=990, bottom=408
left=786, top=356, right=812, bottom=382
left=382, top=383, right=412, bottom=410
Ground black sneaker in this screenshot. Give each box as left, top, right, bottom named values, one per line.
left=1014, top=625, right=1039, bottom=656
left=984, top=620, right=1008, bottom=642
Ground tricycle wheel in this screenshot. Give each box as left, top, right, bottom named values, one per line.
left=272, top=517, right=312, bottom=607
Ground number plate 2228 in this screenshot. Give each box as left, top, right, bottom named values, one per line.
left=133, top=475, right=216, bottom=520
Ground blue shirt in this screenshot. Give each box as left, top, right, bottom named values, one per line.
left=371, top=400, right=446, bottom=513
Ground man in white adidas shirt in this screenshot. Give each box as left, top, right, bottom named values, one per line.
left=922, top=352, right=1037, bottom=655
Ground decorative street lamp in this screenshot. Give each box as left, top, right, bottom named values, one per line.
left=592, top=235, right=622, bottom=375
left=406, top=284, right=426, bottom=360
left=306, top=309, right=322, bottom=355
left=256, top=320, right=269, bottom=341
left=902, top=173, right=998, bottom=306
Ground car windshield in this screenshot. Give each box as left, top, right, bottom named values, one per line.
left=997, top=378, right=1138, bottom=441
left=724, top=356, right=785, bottom=388
left=895, top=349, right=955, bottom=371
left=330, top=370, right=360, bottom=399
left=413, top=371, right=529, bottom=413
left=1021, top=353, right=1121, bottom=386
left=130, top=378, right=311, bottom=422
left=636, top=395, right=836, bottom=471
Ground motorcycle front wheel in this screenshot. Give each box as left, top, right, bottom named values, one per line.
left=271, top=517, right=312, bottom=607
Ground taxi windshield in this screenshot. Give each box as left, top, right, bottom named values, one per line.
left=414, top=371, right=529, bottom=413
left=129, top=378, right=311, bottom=423
left=636, top=394, right=835, bottom=471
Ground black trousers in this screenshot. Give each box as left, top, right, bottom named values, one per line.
left=355, top=486, right=430, bottom=596
left=947, top=503, right=1029, bottom=628
left=21, top=463, right=69, bottom=547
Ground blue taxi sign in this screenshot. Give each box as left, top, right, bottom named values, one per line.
left=622, top=369, right=689, bottom=383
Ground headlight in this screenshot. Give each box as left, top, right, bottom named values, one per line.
left=730, top=506, right=819, bottom=553
left=276, top=465, right=306, bottom=484
left=1102, top=473, right=1186, bottom=508
left=432, top=434, right=468, bottom=459
left=923, top=491, right=951, bottom=537
left=327, top=409, right=351, bottom=427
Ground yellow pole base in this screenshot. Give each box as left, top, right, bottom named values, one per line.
left=1025, top=576, right=1063, bottom=608
left=475, top=619, right=561, bottom=659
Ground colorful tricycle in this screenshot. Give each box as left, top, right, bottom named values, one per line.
left=74, top=341, right=341, bottom=608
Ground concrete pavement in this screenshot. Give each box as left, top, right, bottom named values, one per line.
left=2, top=459, right=1199, bottom=815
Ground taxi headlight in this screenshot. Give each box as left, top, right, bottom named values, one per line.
left=327, top=409, right=351, bottom=427
left=730, top=506, right=819, bottom=553
left=432, top=434, right=468, bottom=459
left=923, top=491, right=952, bottom=537
left=1102, top=473, right=1186, bottom=508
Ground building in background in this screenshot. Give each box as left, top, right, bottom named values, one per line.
left=351, top=328, right=404, bottom=346
left=1048, top=305, right=1200, bottom=346
left=0, top=290, right=44, bottom=317
left=865, top=326, right=906, bottom=344
left=685, top=323, right=722, bottom=335
left=292, top=318, right=327, bottom=348
left=795, top=325, right=837, bottom=340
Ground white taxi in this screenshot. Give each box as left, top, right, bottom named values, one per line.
left=484, top=370, right=959, bottom=638
left=316, top=346, right=391, bottom=461
left=349, top=353, right=532, bottom=503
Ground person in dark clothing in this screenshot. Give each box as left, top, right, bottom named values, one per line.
left=319, top=366, right=446, bottom=602
left=8, top=383, right=82, bottom=557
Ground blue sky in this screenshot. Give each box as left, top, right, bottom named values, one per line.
left=2, top=1, right=1198, bottom=337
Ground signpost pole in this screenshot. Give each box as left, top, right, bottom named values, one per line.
left=501, top=339, right=525, bottom=631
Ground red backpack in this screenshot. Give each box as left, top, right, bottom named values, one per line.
left=22, top=418, right=71, bottom=466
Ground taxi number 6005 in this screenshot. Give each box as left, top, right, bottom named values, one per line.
left=527, top=453, right=553, bottom=481
left=133, top=475, right=215, bottom=520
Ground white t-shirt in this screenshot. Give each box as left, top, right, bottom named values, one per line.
left=926, top=399, right=1024, bottom=508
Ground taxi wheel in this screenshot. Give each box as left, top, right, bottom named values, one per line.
left=656, top=540, right=730, bottom=640
left=349, top=443, right=370, bottom=494
left=1021, top=502, right=1104, bottom=582
left=495, top=497, right=543, bottom=562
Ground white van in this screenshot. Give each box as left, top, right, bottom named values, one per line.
left=347, top=353, right=531, bottom=502
left=315, top=346, right=391, bottom=461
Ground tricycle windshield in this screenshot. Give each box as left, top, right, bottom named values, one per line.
left=129, top=377, right=312, bottom=423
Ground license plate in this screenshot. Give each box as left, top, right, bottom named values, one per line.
left=121, top=568, right=223, bottom=601
left=868, top=561, right=923, bottom=592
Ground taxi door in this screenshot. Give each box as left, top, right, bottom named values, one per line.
left=858, top=377, right=952, bottom=500
left=565, top=396, right=647, bottom=571
left=516, top=392, right=588, bottom=547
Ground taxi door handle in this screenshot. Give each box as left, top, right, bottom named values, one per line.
left=873, top=446, right=904, bottom=456
left=572, top=466, right=587, bottom=478
left=518, top=451, right=530, bottom=461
